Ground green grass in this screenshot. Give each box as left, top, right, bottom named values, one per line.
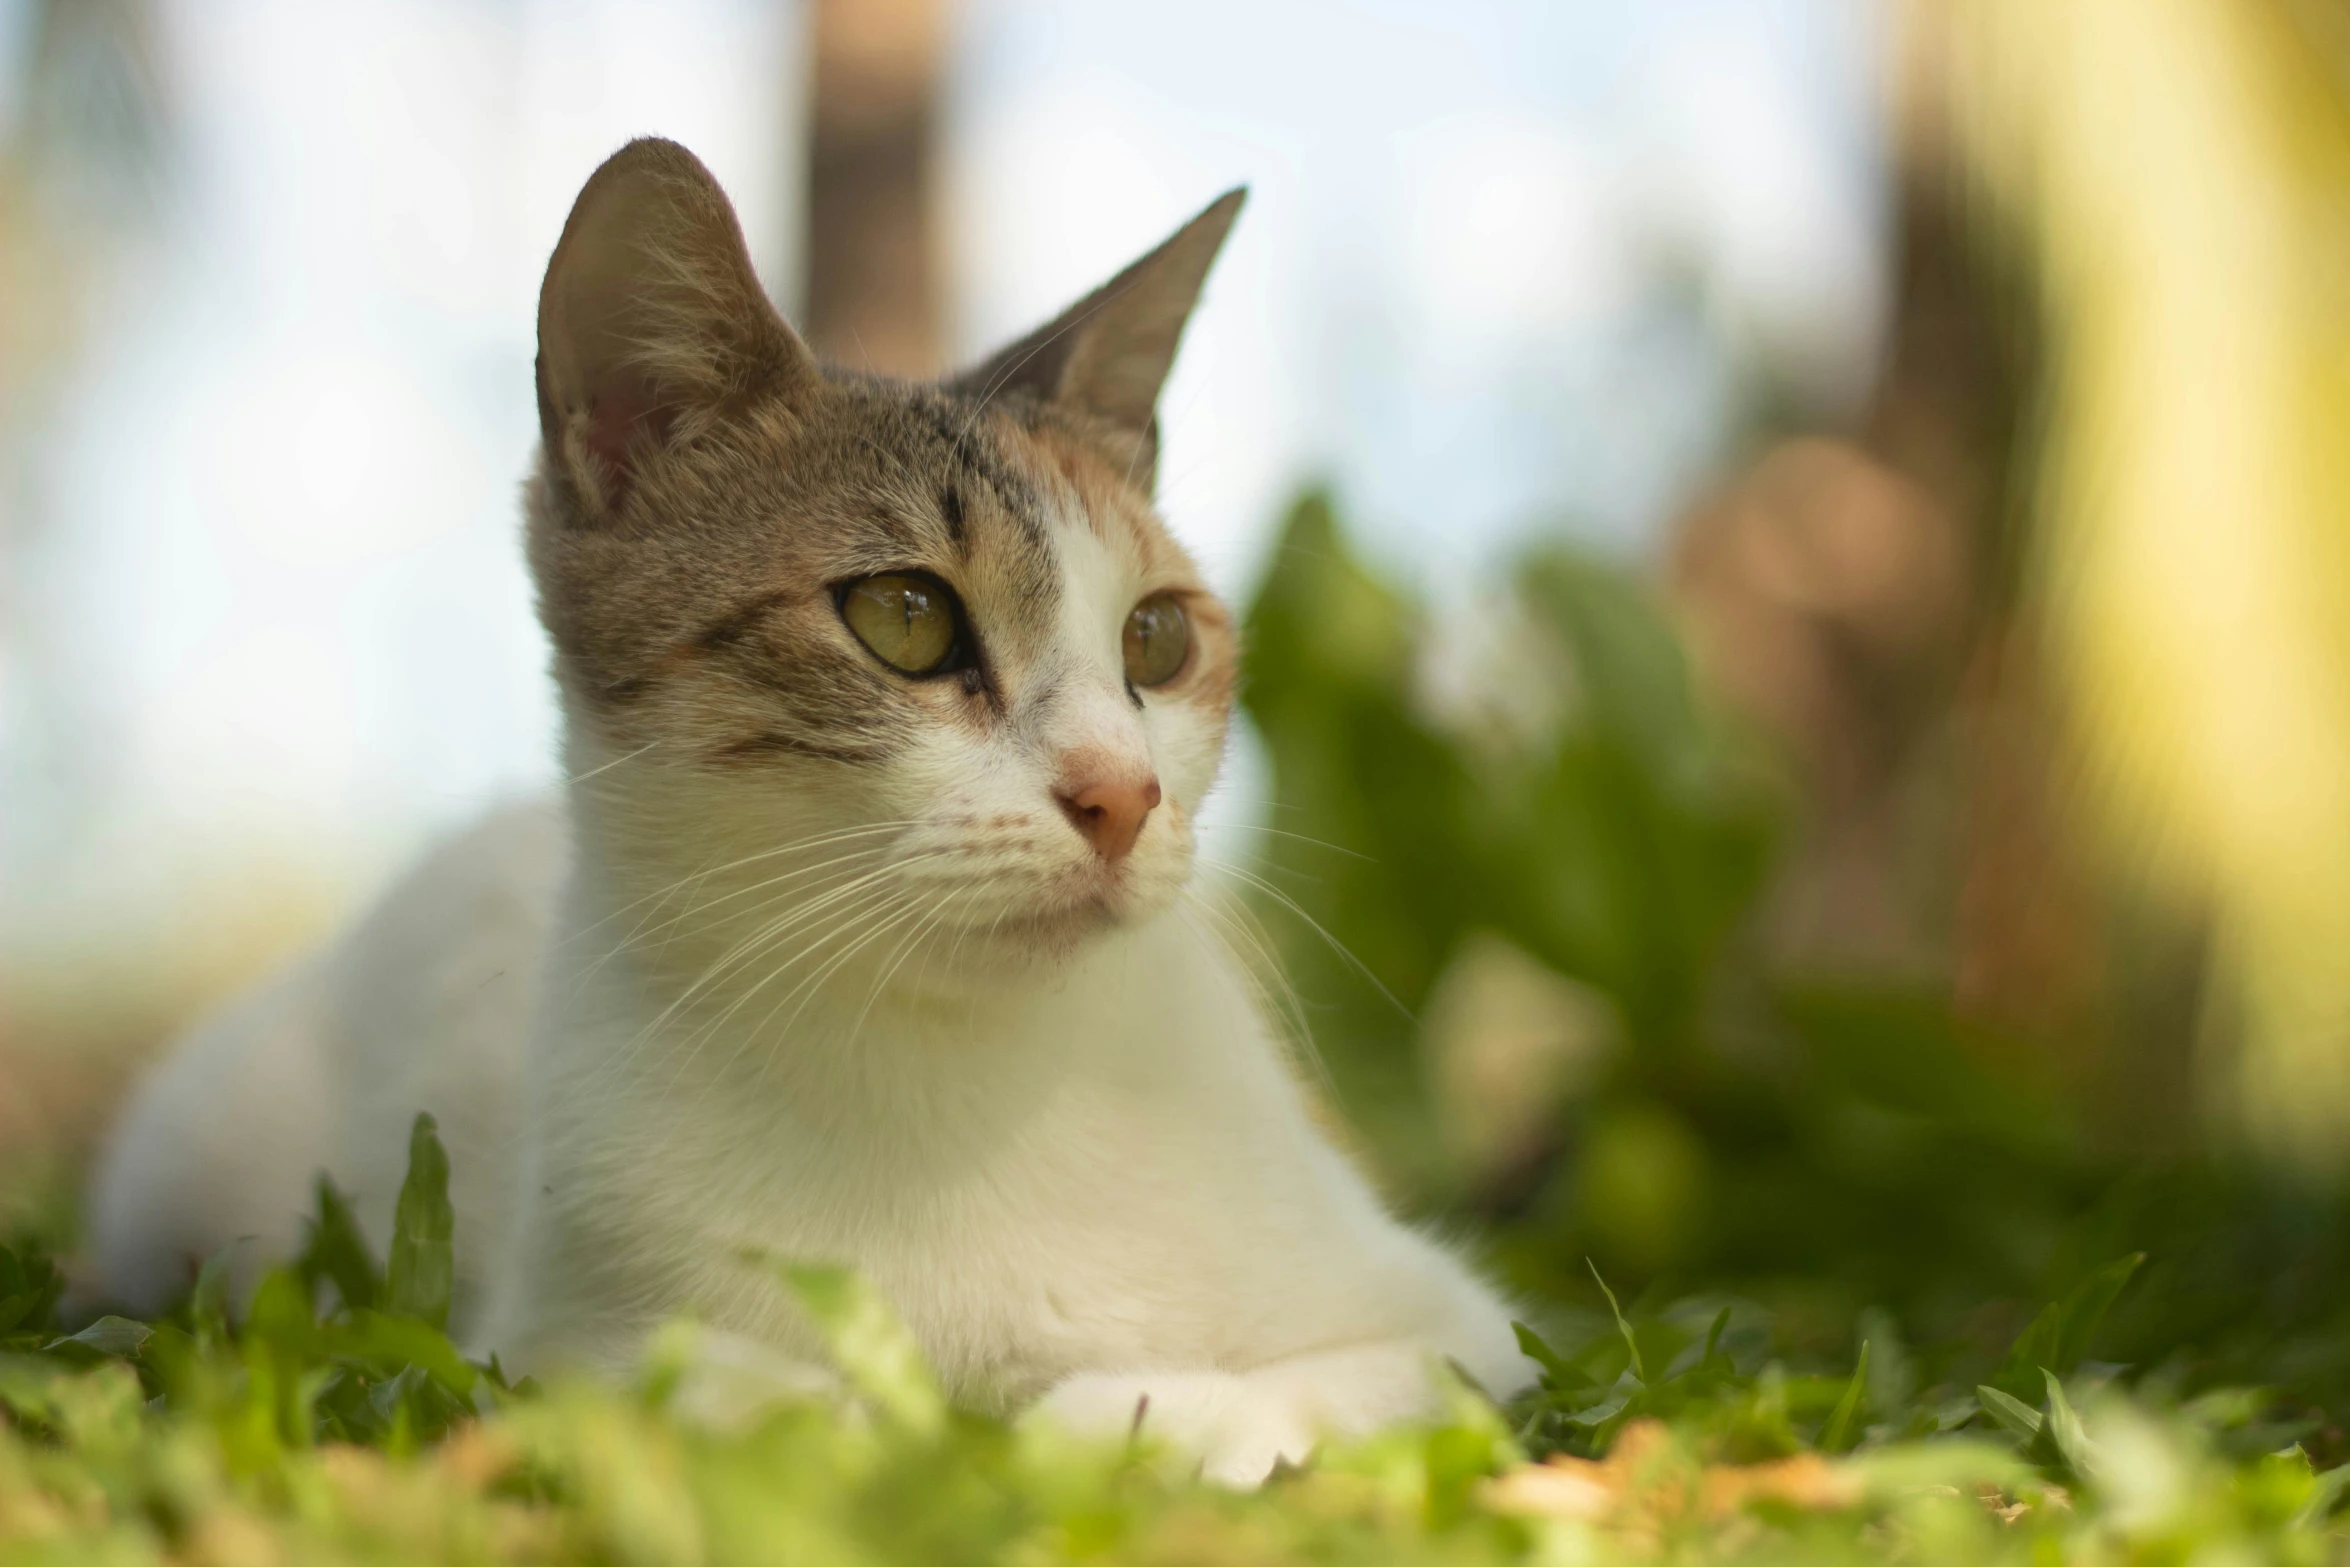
left=2, top=1114, right=2344, bottom=1563
left=7, top=492, right=2350, bottom=1561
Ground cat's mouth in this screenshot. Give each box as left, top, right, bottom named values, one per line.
left=883, top=821, right=1185, bottom=956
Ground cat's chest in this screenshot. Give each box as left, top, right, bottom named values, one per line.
left=552, top=939, right=1296, bottom=1399
left=839, top=1159, right=1244, bottom=1405
left=637, top=1075, right=1265, bottom=1399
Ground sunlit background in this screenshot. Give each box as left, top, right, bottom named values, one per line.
left=9, top=0, right=2350, bottom=1350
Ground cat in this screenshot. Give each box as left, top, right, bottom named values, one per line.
left=85, top=137, right=1534, bottom=1484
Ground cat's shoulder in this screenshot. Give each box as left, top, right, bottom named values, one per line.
left=347, top=796, right=568, bottom=953
left=322, top=795, right=569, bottom=1056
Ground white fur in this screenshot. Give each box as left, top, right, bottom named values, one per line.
left=87, top=482, right=1533, bottom=1491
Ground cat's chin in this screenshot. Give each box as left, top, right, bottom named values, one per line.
left=991, top=902, right=1123, bottom=952
left=941, top=900, right=1119, bottom=968
left=938, top=879, right=1177, bottom=976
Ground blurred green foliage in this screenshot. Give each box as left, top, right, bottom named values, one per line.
left=1240, top=490, right=2350, bottom=1414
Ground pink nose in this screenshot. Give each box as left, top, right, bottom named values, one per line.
left=1055, top=773, right=1162, bottom=864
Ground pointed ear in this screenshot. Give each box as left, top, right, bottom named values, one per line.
left=537, top=138, right=818, bottom=518
left=950, top=187, right=1244, bottom=490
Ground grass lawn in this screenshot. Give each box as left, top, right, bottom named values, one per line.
left=3, top=1115, right=2343, bottom=1564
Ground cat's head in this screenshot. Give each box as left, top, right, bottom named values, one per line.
left=526, top=138, right=1241, bottom=981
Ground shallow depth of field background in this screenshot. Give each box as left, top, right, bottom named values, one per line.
left=7, top=0, right=2350, bottom=1405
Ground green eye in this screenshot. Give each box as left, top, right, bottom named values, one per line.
left=1123, top=593, right=1191, bottom=688
left=841, top=573, right=960, bottom=675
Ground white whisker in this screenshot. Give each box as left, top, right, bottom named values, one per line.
left=1205, top=858, right=1413, bottom=1024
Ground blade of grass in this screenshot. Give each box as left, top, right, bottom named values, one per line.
left=385, top=1114, right=454, bottom=1331
left=1587, top=1260, right=1643, bottom=1382
left=299, top=1175, right=380, bottom=1313
left=1821, top=1342, right=1871, bottom=1454
left=1977, top=1384, right=2045, bottom=1444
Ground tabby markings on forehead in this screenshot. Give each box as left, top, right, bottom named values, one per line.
left=939, top=483, right=966, bottom=549
left=917, top=396, right=1050, bottom=550
left=823, top=378, right=1057, bottom=570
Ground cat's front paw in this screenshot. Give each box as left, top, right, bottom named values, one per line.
left=1030, top=1369, right=1317, bottom=1488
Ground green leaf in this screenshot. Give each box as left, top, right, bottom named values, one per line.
left=2294, top=1458, right=2350, bottom=1527
left=775, top=1261, right=942, bottom=1434
left=1511, top=1321, right=1586, bottom=1393
left=1989, top=1304, right=2062, bottom=1403
left=332, top=1311, right=479, bottom=1400
left=42, top=1316, right=153, bottom=1361
left=2042, top=1371, right=2095, bottom=1479
left=189, top=1245, right=236, bottom=1342
left=1820, top=1341, right=1870, bottom=1455
left=2052, top=1253, right=2143, bottom=1373
left=1977, top=1384, right=2045, bottom=1444
left=1857, top=1307, right=1914, bottom=1418
left=385, top=1112, right=454, bottom=1331
left=1991, top=1254, right=2142, bottom=1402
left=245, top=1266, right=317, bottom=1353
left=299, top=1175, right=381, bottom=1313
left=1700, top=1306, right=1731, bottom=1370
left=364, top=1360, right=468, bottom=1449
left=1561, top=1386, right=1632, bottom=1429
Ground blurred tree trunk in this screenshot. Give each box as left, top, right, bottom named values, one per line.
left=1872, top=11, right=2124, bottom=1082
left=1672, top=22, right=2018, bottom=982
left=1671, top=4, right=2142, bottom=1118
left=804, top=0, right=944, bottom=377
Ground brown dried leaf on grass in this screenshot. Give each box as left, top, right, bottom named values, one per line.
left=1480, top=1420, right=1864, bottom=1526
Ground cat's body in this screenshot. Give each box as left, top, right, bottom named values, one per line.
left=89, top=800, right=559, bottom=1335
left=87, top=140, right=1533, bottom=1482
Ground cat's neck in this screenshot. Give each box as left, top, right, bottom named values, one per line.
left=544, top=877, right=1244, bottom=1187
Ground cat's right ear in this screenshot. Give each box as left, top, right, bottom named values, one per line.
left=536, top=138, right=819, bottom=520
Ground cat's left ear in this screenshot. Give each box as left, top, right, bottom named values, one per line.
left=950, top=187, right=1244, bottom=491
